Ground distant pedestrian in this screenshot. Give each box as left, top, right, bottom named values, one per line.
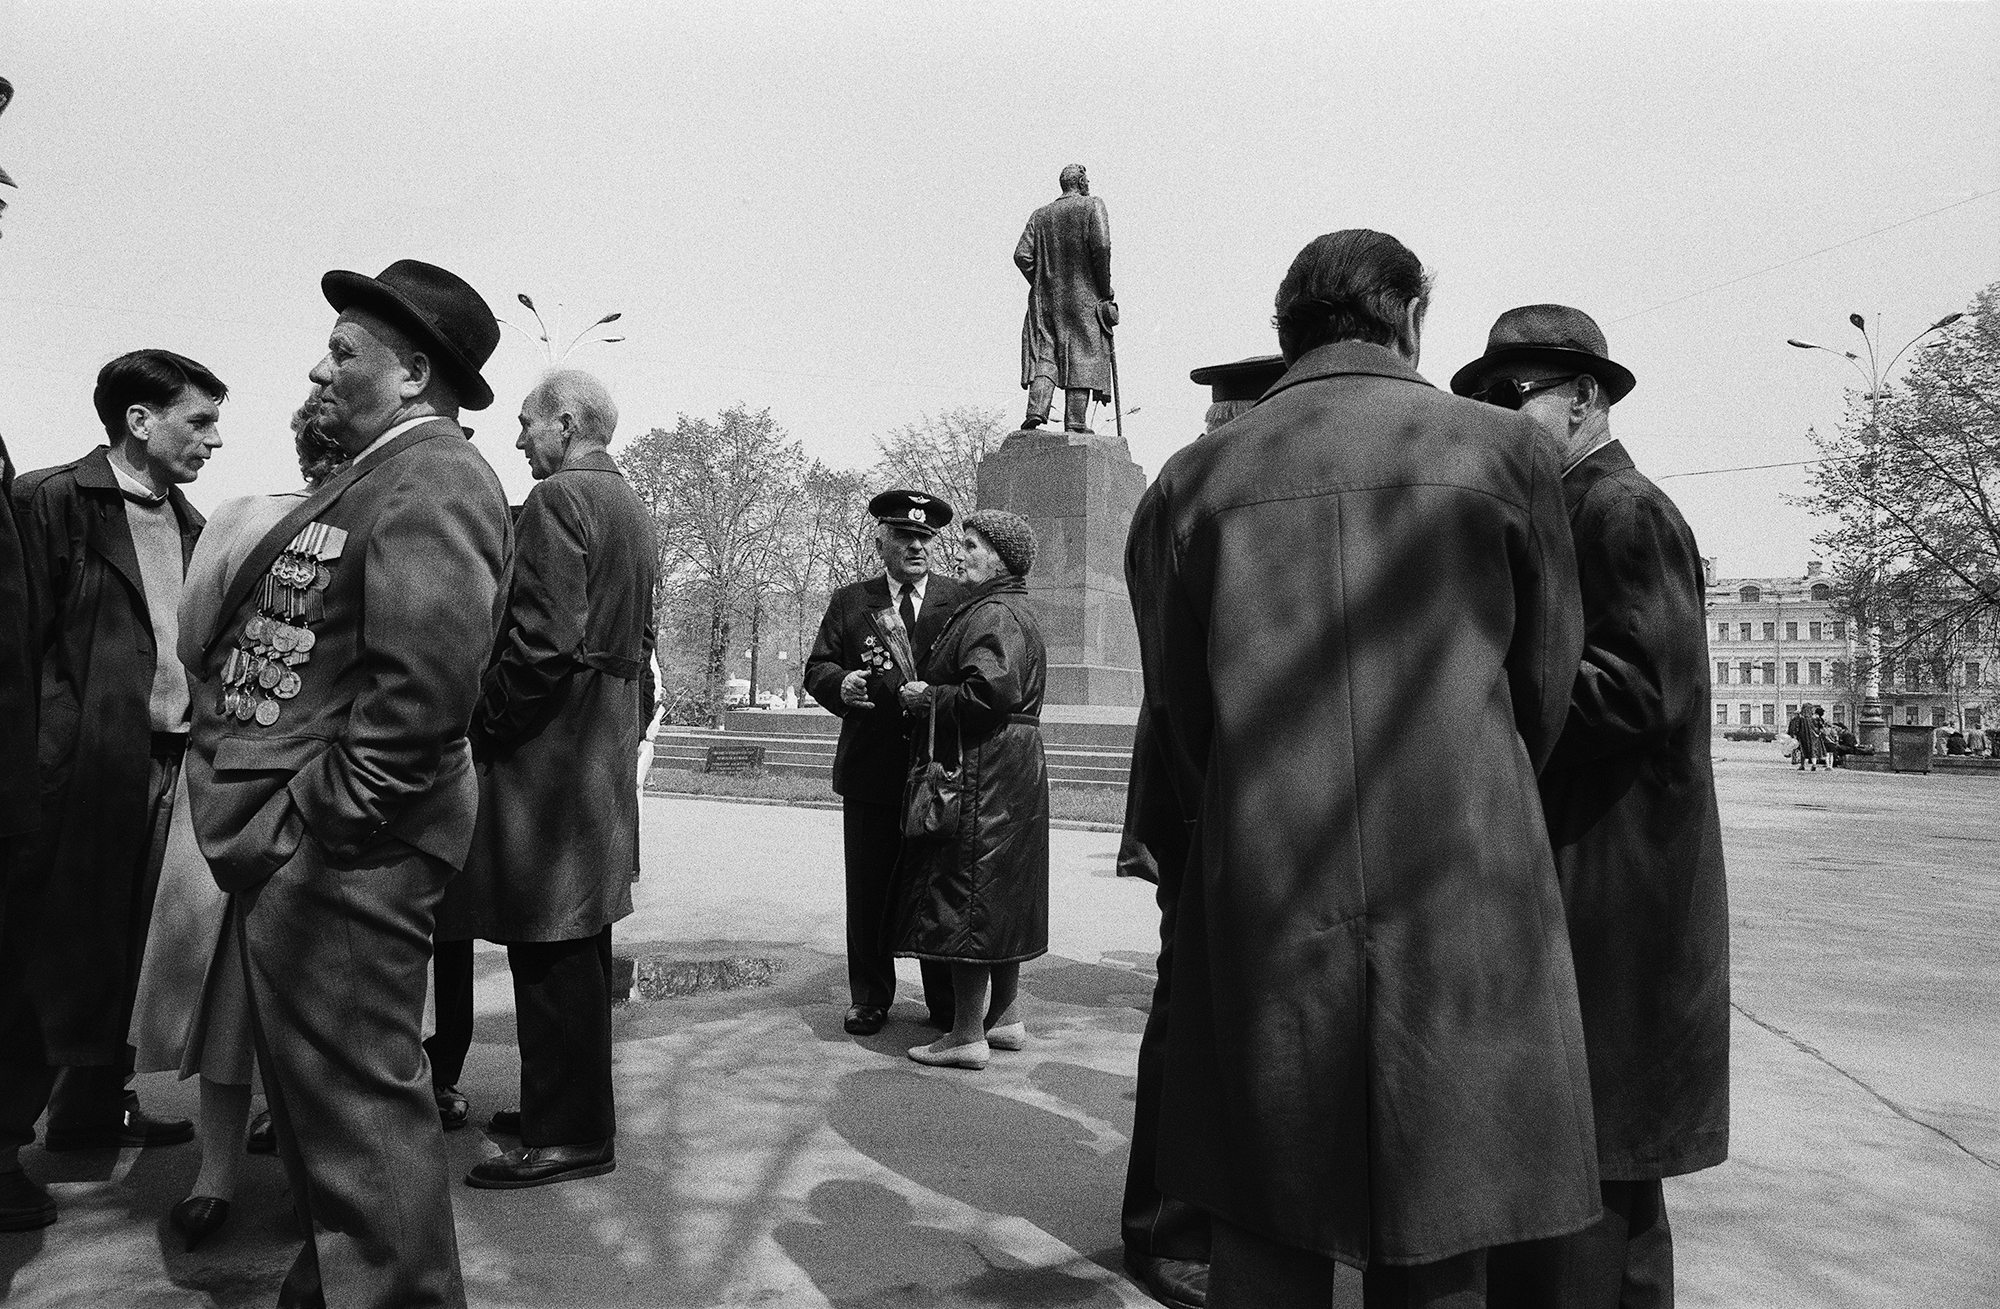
left=432, top=368, right=658, bottom=1191
left=1457, top=303, right=1730, bottom=1306
left=805, top=491, right=965, bottom=1037
left=892, top=509, right=1049, bottom=1070
left=1810, top=706, right=1831, bottom=768
left=2, top=350, right=226, bottom=1233
left=1789, top=709, right=1813, bottom=770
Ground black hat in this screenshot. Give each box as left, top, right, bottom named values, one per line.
left=868, top=488, right=954, bottom=537
left=1450, top=304, right=1636, bottom=405
left=1190, top=354, right=1287, bottom=404
left=322, top=259, right=500, bottom=411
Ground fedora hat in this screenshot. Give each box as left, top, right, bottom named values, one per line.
left=1450, top=304, right=1636, bottom=404
left=321, top=259, right=499, bottom=410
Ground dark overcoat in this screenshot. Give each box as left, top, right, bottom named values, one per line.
left=439, top=450, right=658, bottom=944
left=805, top=573, right=968, bottom=805
left=890, top=575, right=1049, bottom=964
left=0, top=432, right=36, bottom=841
left=1015, top=192, right=1114, bottom=394
left=1126, top=341, right=1597, bottom=1267
left=181, top=420, right=509, bottom=889
left=3, top=447, right=200, bottom=1064
left=1539, top=440, right=1730, bottom=1181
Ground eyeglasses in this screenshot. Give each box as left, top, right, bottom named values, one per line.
left=1471, top=375, right=1578, bottom=410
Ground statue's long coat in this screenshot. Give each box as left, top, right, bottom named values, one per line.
left=1126, top=341, right=1598, bottom=1267
left=1539, top=440, right=1730, bottom=1182
left=1015, top=192, right=1114, bottom=395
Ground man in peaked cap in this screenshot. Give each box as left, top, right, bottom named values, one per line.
left=805, top=489, right=967, bottom=1036
left=1454, top=305, right=1729, bottom=1307
left=181, top=259, right=510, bottom=1308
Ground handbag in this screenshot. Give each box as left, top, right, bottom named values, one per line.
left=902, top=687, right=961, bottom=840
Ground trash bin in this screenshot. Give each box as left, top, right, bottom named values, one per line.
left=1888, top=724, right=1934, bottom=774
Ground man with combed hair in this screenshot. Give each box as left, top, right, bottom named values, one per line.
left=182, top=259, right=510, bottom=1307
left=430, top=368, right=657, bottom=1190
left=2, top=349, right=226, bottom=1232
left=1126, top=230, right=1596, bottom=1305
left=1453, top=307, right=1728, bottom=1307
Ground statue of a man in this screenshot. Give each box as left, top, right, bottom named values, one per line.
left=1015, top=164, right=1116, bottom=434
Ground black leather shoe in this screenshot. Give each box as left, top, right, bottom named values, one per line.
left=0, top=1170, right=57, bottom=1232
left=464, top=1141, right=614, bottom=1190
left=844, top=1004, right=887, bottom=1035
left=170, top=1196, right=230, bottom=1252
left=487, top=1109, right=521, bottom=1136
left=245, top=1111, right=276, bottom=1155
left=1124, top=1251, right=1209, bottom=1309
left=434, top=1085, right=469, bottom=1132
left=43, top=1103, right=195, bottom=1152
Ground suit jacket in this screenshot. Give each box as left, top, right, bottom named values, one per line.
left=4, top=446, right=200, bottom=1064
left=1539, top=440, right=1730, bottom=1181
left=805, top=573, right=967, bottom=805
left=182, top=419, right=510, bottom=891
left=438, top=450, right=658, bottom=943
left=1127, top=340, right=1595, bottom=1264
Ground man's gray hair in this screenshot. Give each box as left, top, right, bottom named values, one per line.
left=533, top=368, right=619, bottom=445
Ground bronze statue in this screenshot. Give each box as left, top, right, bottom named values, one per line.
left=1015, top=164, right=1116, bottom=434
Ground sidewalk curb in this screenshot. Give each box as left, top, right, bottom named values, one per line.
left=644, top=787, right=1123, bottom=833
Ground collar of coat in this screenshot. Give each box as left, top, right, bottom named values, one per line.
left=557, top=448, right=621, bottom=476
left=1257, top=340, right=1432, bottom=405
left=1559, top=439, right=1634, bottom=514
left=73, top=445, right=201, bottom=522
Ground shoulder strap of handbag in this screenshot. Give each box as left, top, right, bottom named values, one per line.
left=928, top=685, right=958, bottom=768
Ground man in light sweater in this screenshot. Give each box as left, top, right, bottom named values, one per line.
left=1, top=350, right=223, bottom=1231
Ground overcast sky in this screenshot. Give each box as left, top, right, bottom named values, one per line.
left=2, top=0, right=1994, bottom=580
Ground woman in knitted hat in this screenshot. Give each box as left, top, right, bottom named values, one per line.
left=891, top=509, right=1050, bottom=1069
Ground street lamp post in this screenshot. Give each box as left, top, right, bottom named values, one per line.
left=1788, top=311, right=1963, bottom=753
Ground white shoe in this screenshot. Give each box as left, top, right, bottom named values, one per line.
left=985, top=1022, right=1027, bottom=1051
left=908, top=1038, right=990, bottom=1070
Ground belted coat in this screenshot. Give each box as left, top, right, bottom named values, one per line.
left=1126, top=341, right=1597, bottom=1267
left=438, top=451, right=659, bottom=944
left=1539, top=440, right=1730, bottom=1181
left=890, top=575, right=1050, bottom=965
left=3, top=447, right=200, bottom=1065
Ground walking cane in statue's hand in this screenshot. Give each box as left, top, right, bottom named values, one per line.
left=1102, top=298, right=1123, bottom=443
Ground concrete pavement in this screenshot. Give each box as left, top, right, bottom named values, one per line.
left=2, top=746, right=1995, bottom=1306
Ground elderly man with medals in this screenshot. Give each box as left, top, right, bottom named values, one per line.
left=805, top=490, right=967, bottom=1036
left=182, top=259, right=511, bottom=1309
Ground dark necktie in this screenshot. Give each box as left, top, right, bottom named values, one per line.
left=899, top=583, right=918, bottom=657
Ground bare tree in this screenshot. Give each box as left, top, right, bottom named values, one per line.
left=871, top=405, right=1010, bottom=575
left=621, top=405, right=802, bottom=724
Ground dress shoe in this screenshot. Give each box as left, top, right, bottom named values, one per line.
left=1124, top=1250, right=1209, bottom=1309
left=43, top=1103, right=194, bottom=1152
left=245, top=1111, right=276, bottom=1155
left=170, top=1196, right=231, bottom=1252
left=464, top=1141, right=614, bottom=1190
left=487, top=1109, right=521, bottom=1136
left=908, top=1037, right=989, bottom=1070
left=985, top=1021, right=1027, bottom=1051
left=434, top=1085, right=470, bottom=1132
left=843, top=1004, right=887, bottom=1036
left=0, top=1170, right=57, bottom=1232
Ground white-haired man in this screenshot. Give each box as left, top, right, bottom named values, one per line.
left=431, top=369, right=658, bottom=1189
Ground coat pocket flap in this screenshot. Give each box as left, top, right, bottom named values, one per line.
left=213, top=733, right=331, bottom=774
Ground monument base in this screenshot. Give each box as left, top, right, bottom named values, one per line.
left=977, top=427, right=1146, bottom=708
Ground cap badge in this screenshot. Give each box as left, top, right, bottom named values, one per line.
left=908, top=506, right=926, bottom=524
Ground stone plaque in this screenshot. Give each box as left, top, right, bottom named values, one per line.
left=704, top=743, right=766, bottom=775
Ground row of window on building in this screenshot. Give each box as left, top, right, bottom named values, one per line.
left=1713, top=659, right=1982, bottom=688
left=1717, top=702, right=1985, bottom=730
left=1714, top=620, right=1846, bottom=643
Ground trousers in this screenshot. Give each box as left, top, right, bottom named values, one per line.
left=1210, top=1220, right=1489, bottom=1308
left=1025, top=376, right=1093, bottom=432
left=843, top=799, right=953, bottom=1015
left=1485, top=1180, right=1673, bottom=1308
left=509, top=927, right=616, bottom=1148
left=239, top=834, right=464, bottom=1309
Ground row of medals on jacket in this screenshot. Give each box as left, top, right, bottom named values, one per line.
left=217, top=525, right=336, bottom=728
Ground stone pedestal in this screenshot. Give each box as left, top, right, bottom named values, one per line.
left=976, top=429, right=1145, bottom=706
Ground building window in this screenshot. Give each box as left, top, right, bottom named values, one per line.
left=1785, top=622, right=1798, bottom=641
left=1811, top=583, right=1832, bottom=601
left=1809, top=662, right=1822, bottom=685
left=1911, top=663, right=1926, bottom=690
left=1969, top=618, right=1982, bottom=640
left=1716, top=704, right=1729, bottom=726
left=1832, top=661, right=1847, bottom=687
left=1906, top=705, right=1920, bottom=725
left=1969, top=661, right=1982, bottom=688
left=1969, top=708, right=1984, bottom=732
left=1739, top=661, right=1753, bottom=686
left=1739, top=623, right=1752, bottom=641
left=1762, top=622, right=1775, bottom=640
left=1717, top=622, right=1729, bottom=640
left=1762, top=704, right=1776, bottom=725
left=1833, top=704, right=1846, bottom=724
left=1739, top=585, right=1761, bottom=603
left=1715, top=661, right=1729, bottom=685
left=1785, top=703, right=1800, bottom=722
left=1785, top=662, right=1799, bottom=685
left=1810, top=622, right=1823, bottom=640
left=1882, top=658, right=1896, bottom=687
left=1832, top=620, right=1846, bottom=639
left=1934, top=706, right=1949, bottom=728
left=1740, top=704, right=1753, bottom=725
left=1762, top=661, right=1777, bottom=685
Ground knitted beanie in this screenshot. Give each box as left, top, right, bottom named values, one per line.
left=964, top=508, right=1037, bottom=578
